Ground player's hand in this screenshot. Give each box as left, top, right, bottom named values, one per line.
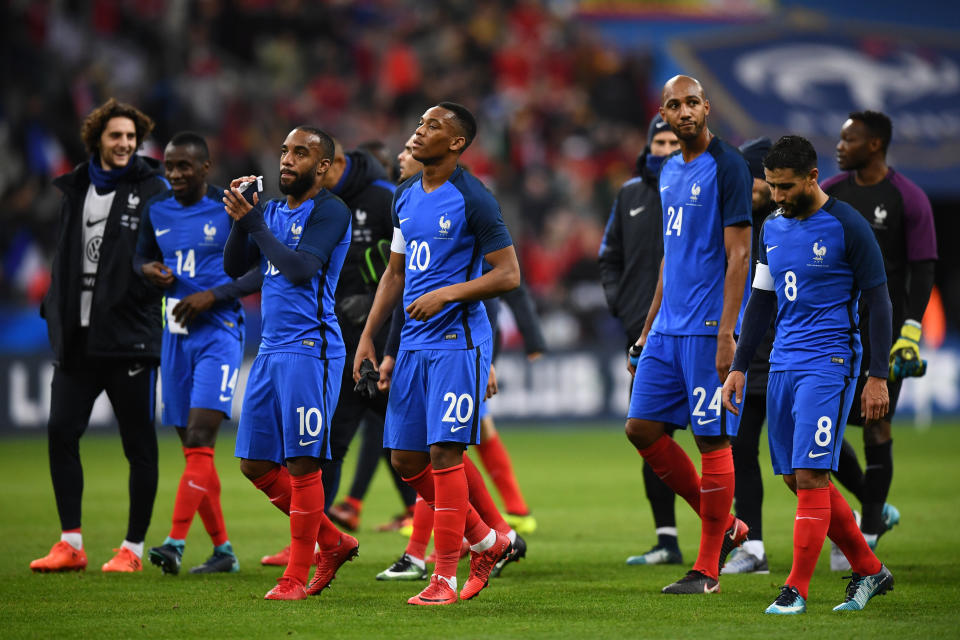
left=861, top=376, right=889, bottom=422
left=377, top=355, right=395, bottom=392
left=889, top=319, right=927, bottom=381
left=353, top=334, right=378, bottom=382
left=223, top=185, right=257, bottom=220
left=716, top=333, right=736, bottom=383
left=172, top=290, right=216, bottom=325
left=406, top=289, right=450, bottom=321
left=721, top=370, right=746, bottom=416
left=229, top=175, right=259, bottom=190
left=627, top=342, right=642, bottom=376
left=141, top=261, right=174, bottom=288
left=486, top=365, right=498, bottom=399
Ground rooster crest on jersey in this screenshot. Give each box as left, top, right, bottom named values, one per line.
left=203, top=222, right=217, bottom=243
left=873, top=205, right=888, bottom=228
left=690, top=182, right=701, bottom=201
left=355, top=209, right=367, bottom=226
left=812, top=241, right=827, bottom=261
left=291, top=222, right=303, bottom=238
left=438, top=214, right=451, bottom=234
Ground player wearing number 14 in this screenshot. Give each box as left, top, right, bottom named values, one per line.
left=136, top=132, right=261, bottom=575
left=723, top=136, right=894, bottom=614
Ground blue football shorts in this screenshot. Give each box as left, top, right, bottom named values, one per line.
left=766, top=370, right=856, bottom=475
left=160, top=322, right=243, bottom=427
left=628, top=332, right=742, bottom=437
left=235, top=352, right=344, bottom=463
left=384, top=339, right=492, bottom=453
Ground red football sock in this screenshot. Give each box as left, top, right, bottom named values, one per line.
left=476, top=433, right=529, bottom=515
left=638, top=434, right=701, bottom=514
left=251, top=465, right=291, bottom=515
left=431, top=464, right=470, bottom=579
left=405, top=496, right=433, bottom=560
left=345, top=495, right=363, bottom=513
left=784, top=486, right=831, bottom=599
left=196, top=456, right=228, bottom=546
left=169, top=447, right=215, bottom=540
left=827, top=483, right=882, bottom=576
left=464, top=453, right=511, bottom=534
left=284, top=471, right=324, bottom=586
left=691, top=448, right=736, bottom=580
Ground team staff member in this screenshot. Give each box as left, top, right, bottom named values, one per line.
left=136, top=132, right=261, bottom=576
left=600, top=114, right=685, bottom=566
left=724, top=135, right=894, bottom=614
left=822, top=110, right=937, bottom=552
left=31, top=99, right=168, bottom=574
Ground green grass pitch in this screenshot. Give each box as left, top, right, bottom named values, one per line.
left=2, top=422, right=959, bottom=639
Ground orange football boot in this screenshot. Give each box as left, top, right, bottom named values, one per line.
left=30, top=541, right=87, bottom=573
left=102, top=547, right=142, bottom=572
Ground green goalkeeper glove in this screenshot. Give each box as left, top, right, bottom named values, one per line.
left=888, top=319, right=927, bottom=382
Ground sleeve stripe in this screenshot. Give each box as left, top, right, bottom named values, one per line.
left=753, top=262, right=774, bottom=290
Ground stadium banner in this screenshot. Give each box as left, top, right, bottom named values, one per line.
left=2, top=343, right=959, bottom=433
left=668, top=21, right=960, bottom=196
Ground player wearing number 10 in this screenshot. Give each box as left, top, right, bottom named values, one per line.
left=136, top=132, right=261, bottom=576
left=355, top=102, right=521, bottom=605
left=224, top=126, right=356, bottom=601
left=722, top=135, right=894, bottom=614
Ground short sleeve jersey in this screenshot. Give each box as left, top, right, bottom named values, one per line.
left=821, top=169, right=937, bottom=327
left=141, top=185, right=243, bottom=337
left=390, top=166, right=512, bottom=350
left=754, top=198, right=887, bottom=377
left=258, top=191, right=352, bottom=359
left=654, top=137, right=752, bottom=336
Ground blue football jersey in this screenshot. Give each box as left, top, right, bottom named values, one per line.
left=391, top=167, right=513, bottom=350
left=755, top=198, right=886, bottom=376
left=654, top=137, right=752, bottom=336
left=141, top=185, right=243, bottom=337
left=258, top=191, right=352, bottom=359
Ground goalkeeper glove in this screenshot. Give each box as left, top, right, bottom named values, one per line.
left=888, top=319, right=927, bottom=382
left=353, top=359, right=380, bottom=399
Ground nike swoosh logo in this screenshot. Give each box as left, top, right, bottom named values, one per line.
left=450, top=425, right=469, bottom=433
left=808, top=451, right=830, bottom=459
left=766, top=245, right=778, bottom=251
left=629, top=206, right=645, bottom=217
left=399, top=218, right=410, bottom=223
left=299, top=439, right=318, bottom=446
left=795, top=516, right=824, bottom=520
left=187, top=480, right=207, bottom=492
left=219, top=394, right=232, bottom=402
left=128, top=367, right=145, bottom=377
left=155, top=228, right=171, bottom=236
left=701, top=486, right=727, bottom=493
left=660, top=185, right=670, bottom=192
left=86, top=216, right=108, bottom=227
left=696, top=417, right=718, bottom=425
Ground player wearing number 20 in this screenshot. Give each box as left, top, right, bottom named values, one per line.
left=722, top=135, right=894, bottom=614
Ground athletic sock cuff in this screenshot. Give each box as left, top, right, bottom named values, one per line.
left=290, top=470, right=321, bottom=489
left=184, top=446, right=215, bottom=458
left=402, top=465, right=432, bottom=485
left=432, top=463, right=465, bottom=477
left=700, top=447, right=734, bottom=475
left=797, top=486, right=831, bottom=509
left=252, top=467, right=282, bottom=491
left=638, top=434, right=672, bottom=458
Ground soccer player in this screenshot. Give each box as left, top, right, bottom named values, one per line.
left=355, top=102, right=520, bottom=605
left=624, top=75, right=752, bottom=595
left=223, top=126, right=355, bottom=601
left=135, top=132, right=261, bottom=575
left=32, top=99, right=167, bottom=574
left=723, top=135, right=895, bottom=614
left=822, top=111, right=937, bottom=559
left=722, top=137, right=777, bottom=575
left=599, top=114, right=687, bottom=566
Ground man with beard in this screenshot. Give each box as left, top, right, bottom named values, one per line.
left=31, top=99, right=167, bottom=574
left=723, top=135, right=894, bottom=614
left=136, top=132, right=261, bottom=576
left=223, top=126, right=355, bottom=601
left=721, top=137, right=776, bottom=575
left=821, top=111, right=937, bottom=564
left=624, top=75, right=753, bottom=595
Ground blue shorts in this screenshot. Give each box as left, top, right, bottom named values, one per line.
left=766, top=370, right=856, bottom=475
left=628, top=333, right=742, bottom=437
left=384, top=340, right=492, bottom=453
left=160, top=323, right=243, bottom=427
left=235, top=352, right=344, bottom=463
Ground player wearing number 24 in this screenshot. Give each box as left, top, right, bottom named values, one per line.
left=722, top=135, right=894, bottom=614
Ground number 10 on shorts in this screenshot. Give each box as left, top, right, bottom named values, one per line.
left=296, top=406, right=323, bottom=437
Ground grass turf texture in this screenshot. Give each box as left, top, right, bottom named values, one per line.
left=2, top=423, right=959, bottom=639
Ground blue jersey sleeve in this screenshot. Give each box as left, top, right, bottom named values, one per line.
left=837, top=201, right=887, bottom=291
left=464, top=188, right=513, bottom=256
left=715, top=147, right=753, bottom=227
left=135, top=196, right=164, bottom=261
left=298, top=196, right=351, bottom=265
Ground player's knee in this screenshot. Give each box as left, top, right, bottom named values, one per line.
left=863, top=420, right=891, bottom=446
left=625, top=419, right=661, bottom=450
left=782, top=474, right=798, bottom=494
left=694, top=434, right=729, bottom=454
left=240, top=458, right=274, bottom=481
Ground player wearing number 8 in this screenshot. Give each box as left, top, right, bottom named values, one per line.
left=722, top=135, right=894, bottom=614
